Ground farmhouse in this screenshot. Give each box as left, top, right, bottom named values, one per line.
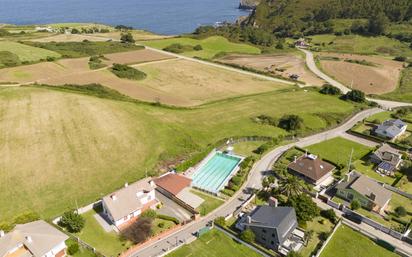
left=154, top=172, right=204, bottom=212
left=287, top=153, right=335, bottom=186
left=102, top=178, right=158, bottom=228
left=336, top=172, right=391, bottom=214
left=374, top=119, right=407, bottom=140
left=238, top=205, right=300, bottom=252
left=369, top=144, right=402, bottom=176
left=0, top=220, right=69, bottom=257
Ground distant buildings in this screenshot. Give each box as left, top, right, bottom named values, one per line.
left=102, top=178, right=158, bottom=228
left=287, top=153, right=335, bottom=186
left=0, top=220, right=69, bottom=257
left=370, top=144, right=402, bottom=176
left=374, top=119, right=407, bottom=140
left=336, top=172, right=392, bottom=214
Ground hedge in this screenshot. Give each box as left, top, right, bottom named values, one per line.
left=156, top=214, right=180, bottom=224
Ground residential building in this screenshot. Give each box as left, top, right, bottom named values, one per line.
left=370, top=144, right=402, bottom=176
left=102, top=177, right=157, bottom=228
left=287, top=153, right=335, bottom=186
left=154, top=172, right=204, bottom=213
left=0, top=220, right=69, bottom=257
left=336, top=172, right=392, bottom=214
left=374, top=119, right=407, bottom=140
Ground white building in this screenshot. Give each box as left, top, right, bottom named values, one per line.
left=0, top=220, right=69, bottom=257
left=102, top=177, right=158, bottom=228
left=374, top=119, right=407, bottom=140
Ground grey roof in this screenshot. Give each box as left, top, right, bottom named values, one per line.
left=375, top=119, right=407, bottom=139
left=102, top=177, right=155, bottom=221
left=243, top=206, right=297, bottom=245
left=175, top=188, right=204, bottom=209
left=371, top=144, right=401, bottom=166
left=338, top=172, right=392, bottom=207
left=0, top=220, right=68, bottom=257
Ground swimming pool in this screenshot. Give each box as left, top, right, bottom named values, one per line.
left=192, top=151, right=242, bottom=194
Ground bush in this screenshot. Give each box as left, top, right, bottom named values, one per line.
left=141, top=209, right=157, bottom=219
left=320, top=209, right=337, bottom=224
left=394, top=56, right=407, bottom=62
left=287, top=251, right=303, bottom=257
left=278, top=115, right=304, bottom=131
left=240, top=228, right=255, bottom=243
left=350, top=199, right=361, bottom=210
left=110, top=63, right=147, bottom=80
left=319, top=84, right=341, bottom=95
left=58, top=210, right=85, bottom=233
left=158, top=222, right=165, bottom=228
left=214, top=216, right=226, bottom=227
left=67, top=242, right=79, bottom=255
left=156, top=214, right=180, bottom=224
left=193, top=44, right=203, bottom=51
left=121, top=217, right=152, bottom=244
left=13, top=211, right=40, bottom=225
left=344, top=90, right=365, bottom=102
left=394, top=206, right=407, bottom=217
left=120, top=32, right=135, bottom=43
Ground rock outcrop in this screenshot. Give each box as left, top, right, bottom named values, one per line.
left=239, top=0, right=260, bottom=10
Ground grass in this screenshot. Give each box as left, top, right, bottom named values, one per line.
left=309, top=34, right=412, bottom=58
left=299, top=217, right=334, bottom=257
left=65, top=238, right=97, bottom=257
left=191, top=190, right=224, bottom=216
left=388, top=193, right=412, bottom=222
left=23, top=41, right=144, bottom=58
left=352, top=160, right=396, bottom=185
left=365, top=111, right=392, bottom=123
left=76, top=209, right=130, bottom=256
left=166, top=229, right=262, bottom=257
left=232, top=141, right=266, bottom=156
left=380, top=67, right=412, bottom=103
left=305, top=137, right=373, bottom=166
left=0, top=41, right=60, bottom=67
left=110, top=64, right=146, bottom=80
left=320, top=225, right=399, bottom=257
left=141, top=36, right=261, bottom=59
left=0, top=86, right=360, bottom=222
left=152, top=218, right=176, bottom=235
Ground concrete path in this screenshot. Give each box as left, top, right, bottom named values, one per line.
left=93, top=213, right=113, bottom=232
left=340, top=132, right=380, bottom=148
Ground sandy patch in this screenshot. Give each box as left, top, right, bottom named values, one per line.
left=104, top=49, right=173, bottom=64
left=218, top=54, right=325, bottom=86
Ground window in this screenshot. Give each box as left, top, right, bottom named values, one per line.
left=272, top=233, right=276, bottom=238
left=271, top=241, right=275, bottom=245
left=261, top=236, right=266, bottom=241
left=262, top=229, right=266, bottom=233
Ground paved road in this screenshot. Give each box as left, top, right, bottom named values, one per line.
left=299, top=48, right=412, bottom=110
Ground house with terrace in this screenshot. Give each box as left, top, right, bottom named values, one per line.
left=336, top=172, right=392, bottom=214
left=0, top=220, right=69, bottom=257
left=369, top=144, right=402, bottom=176
left=374, top=119, right=407, bottom=141
left=102, top=177, right=158, bottom=228
left=287, top=153, right=335, bottom=186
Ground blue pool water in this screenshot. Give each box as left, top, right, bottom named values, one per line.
left=0, top=0, right=250, bottom=35
left=192, top=152, right=241, bottom=194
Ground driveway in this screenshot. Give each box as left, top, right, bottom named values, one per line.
left=155, top=190, right=192, bottom=222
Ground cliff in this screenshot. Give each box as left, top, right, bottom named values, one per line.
left=239, top=0, right=260, bottom=10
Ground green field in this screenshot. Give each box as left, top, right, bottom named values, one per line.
left=166, top=229, right=262, bottom=257
left=141, top=36, right=261, bottom=59
left=299, top=217, right=334, bottom=257
left=0, top=85, right=360, bottom=223
left=0, top=41, right=60, bottom=65
left=192, top=190, right=224, bottom=216
left=380, top=67, right=412, bottom=103
left=309, top=34, right=412, bottom=58
left=320, top=225, right=399, bottom=257
left=306, top=137, right=373, bottom=166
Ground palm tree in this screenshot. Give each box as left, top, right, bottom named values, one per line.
left=279, top=175, right=305, bottom=197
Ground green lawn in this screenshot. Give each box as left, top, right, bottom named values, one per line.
left=388, top=193, right=412, bottom=223
left=191, top=190, right=224, bottom=216
left=141, top=36, right=261, bottom=59
left=0, top=41, right=60, bottom=66
left=309, top=34, right=412, bottom=58
left=0, top=86, right=361, bottom=223
left=166, top=229, right=262, bottom=257
left=299, top=217, right=334, bottom=257
left=306, top=137, right=373, bottom=166
left=76, top=209, right=130, bottom=256
left=365, top=112, right=392, bottom=124
left=320, top=225, right=399, bottom=257
left=66, top=238, right=97, bottom=257
left=381, top=67, right=412, bottom=103
left=352, top=160, right=396, bottom=185
left=232, top=141, right=266, bottom=156
left=152, top=218, right=176, bottom=235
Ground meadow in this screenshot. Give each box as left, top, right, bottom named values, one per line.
left=0, top=41, right=60, bottom=67
left=141, top=36, right=261, bottom=59
left=0, top=85, right=359, bottom=223
left=380, top=67, right=412, bottom=103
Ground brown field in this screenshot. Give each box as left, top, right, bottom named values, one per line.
left=103, top=49, right=174, bottom=64
left=318, top=52, right=404, bottom=94
left=218, top=54, right=325, bottom=86
left=30, top=33, right=110, bottom=42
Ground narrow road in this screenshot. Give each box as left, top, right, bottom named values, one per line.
left=299, top=48, right=412, bottom=109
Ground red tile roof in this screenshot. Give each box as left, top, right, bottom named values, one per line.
left=154, top=173, right=192, bottom=195
left=287, top=154, right=335, bottom=182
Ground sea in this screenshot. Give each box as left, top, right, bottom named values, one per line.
left=0, top=0, right=250, bottom=35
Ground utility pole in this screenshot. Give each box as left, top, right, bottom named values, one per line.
left=347, top=148, right=354, bottom=173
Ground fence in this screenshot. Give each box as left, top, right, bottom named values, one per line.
left=383, top=184, right=412, bottom=200
left=314, top=220, right=342, bottom=257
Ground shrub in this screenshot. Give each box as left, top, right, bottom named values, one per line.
left=214, top=216, right=226, bottom=227
left=67, top=242, right=79, bottom=255
left=350, top=199, right=361, bottom=210
left=394, top=206, right=407, bottom=217
left=0, top=51, right=21, bottom=67
left=121, top=217, right=152, bottom=244
left=287, top=251, right=303, bottom=257
left=13, top=211, right=40, bottom=225
left=394, top=56, right=407, bottom=62
left=193, top=44, right=203, bottom=51
left=58, top=210, right=85, bottom=233
left=320, top=209, right=337, bottom=224
left=120, top=32, right=135, bottom=43
left=319, top=84, right=341, bottom=95
left=158, top=222, right=165, bottom=228
left=278, top=115, right=304, bottom=131
left=230, top=176, right=242, bottom=186
left=156, top=214, right=180, bottom=224
left=240, top=228, right=255, bottom=243
left=110, top=63, right=147, bottom=80
left=344, top=90, right=365, bottom=102
left=141, top=209, right=157, bottom=219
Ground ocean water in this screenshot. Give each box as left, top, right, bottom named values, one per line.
left=0, top=0, right=250, bottom=35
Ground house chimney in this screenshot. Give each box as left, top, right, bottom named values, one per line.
left=0, top=230, right=4, bottom=238
left=269, top=197, right=278, bottom=207
left=294, top=156, right=297, bottom=163
left=247, top=216, right=252, bottom=224
left=111, top=194, right=117, bottom=201
left=124, top=182, right=128, bottom=188
left=150, top=180, right=155, bottom=187
left=369, top=193, right=376, bottom=201
left=25, top=236, right=32, bottom=243
left=305, top=150, right=308, bottom=157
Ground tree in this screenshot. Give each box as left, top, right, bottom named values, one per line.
left=279, top=175, right=305, bottom=197
left=214, top=216, right=226, bottom=227
left=121, top=217, right=152, bottom=244
left=344, top=90, right=365, bottom=102
left=120, top=32, right=135, bottom=43
left=350, top=199, right=361, bottom=210
left=193, top=44, right=203, bottom=51
left=320, top=209, right=338, bottom=224
left=395, top=206, right=407, bottom=217
left=240, top=228, right=255, bottom=243
left=278, top=115, right=303, bottom=131
left=319, top=84, right=341, bottom=95
left=287, top=194, right=320, bottom=224
left=67, top=243, right=79, bottom=255
left=58, top=210, right=85, bottom=233
left=368, top=12, right=389, bottom=35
